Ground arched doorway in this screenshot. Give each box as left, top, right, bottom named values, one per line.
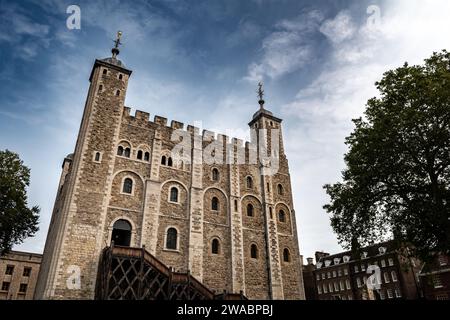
left=111, top=219, right=132, bottom=247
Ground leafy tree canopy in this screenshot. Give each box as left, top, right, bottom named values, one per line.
left=0, top=150, right=39, bottom=255
left=324, top=51, right=450, bottom=261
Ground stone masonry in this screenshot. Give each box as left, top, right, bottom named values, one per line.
left=35, top=45, right=305, bottom=300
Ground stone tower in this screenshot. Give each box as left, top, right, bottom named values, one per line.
left=35, top=36, right=305, bottom=300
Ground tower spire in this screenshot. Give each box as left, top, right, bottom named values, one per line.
left=111, top=31, right=122, bottom=59
left=257, top=82, right=265, bottom=110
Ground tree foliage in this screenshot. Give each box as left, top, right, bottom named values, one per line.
left=0, top=150, right=39, bottom=255
left=324, top=51, right=450, bottom=261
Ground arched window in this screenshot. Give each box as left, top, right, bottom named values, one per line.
left=95, top=152, right=101, bottom=162
left=277, top=184, right=284, bottom=195
left=166, top=228, right=177, bottom=250
left=111, top=219, right=131, bottom=246
left=168, top=157, right=173, bottom=167
left=170, top=187, right=178, bottom=203
left=144, top=152, right=150, bottom=162
left=102, top=69, right=107, bottom=75
left=212, top=168, right=219, bottom=181
left=212, top=239, right=220, bottom=254
left=269, top=207, right=273, bottom=219
left=246, top=176, right=253, bottom=189
left=117, top=146, right=124, bottom=156
left=161, top=156, right=167, bottom=165
left=283, top=248, right=290, bottom=262
left=251, top=244, right=258, bottom=259
left=118, top=74, right=123, bottom=80
left=123, top=178, right=133, bottom=194
left=137, top=150, right=143, bottom=160
left=278, top=210, right=286, bottom=223
left=247, top=204, right=254, bottom=217
left=124, top=148, right=131, bottom=158
left=116, top=90, right=120, bottom=96
left=211, top=197, right=219, bottom=211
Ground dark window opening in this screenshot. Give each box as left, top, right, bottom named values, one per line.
left=247, top=176, right=253, bottom=189
left=111, top=219, right=132, bottom=247
left=19, top=283, right=28, bottom=293
left=277, top=184, right=284, bottom=195
left=161, top=156, right=167, bottom=165
left=166, top=228, right=177, bottom=250
left=5, top=266, right=14, bottom=275
left=119, top=74, right=123, bottom=80
left=234, top=200, right=238, bottom=211
left=124, top=148, right=131, bottom=158
left=95, top=152, right=101, bottom=162
left=99, top=85, right=103, bottom=92
left=247, top=204, right=254, bottom=217
left=251, top=244, right=258, bottom=259
left=279, top=210, right=286, bottom=223
left=170, top=187, right=179, bottom=203
left=123, top=178, right=133, bottom=194
left=1, top=282, right=10, bottom=291
left=269, top=207, right=273, bottom=219
left=212, top=168, right=219, bottom=181
left=283, top=248, right=290, bottom=262
left=102, top=69, right=107, bottom=75
left=137, top=150, right=143, bottom=160
left=168, top=157, right=173, bottom=167
left=117, top=146, right=124, bottom=156
left=144, top=152, right=150, bottom=162
left=116, top=90, right=120, bottom=96
left=212, top=239, right=220, bottom=254
left=23, top=267, right=31, bottom=277
left=211, top=197, right=219, bottom=211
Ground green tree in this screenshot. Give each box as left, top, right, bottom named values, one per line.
left=0, top=150, right=39, bottom=255
left=324, top=51, right=450, bottom=261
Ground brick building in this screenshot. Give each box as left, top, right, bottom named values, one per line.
left=35, top=35, right=305, bottom=300
left=0, top=251, right=42, bottom=300
left=311, top=241, right=421, bottom=300
left=419, top=254, right=450, bottom=300
left=302, top=257, right=317, bottom=300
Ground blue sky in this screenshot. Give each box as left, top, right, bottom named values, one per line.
left=1, top=0, right=450, bottom=261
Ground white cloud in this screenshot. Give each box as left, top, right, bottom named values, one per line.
left=282, top=0, right=450, bottom=259
left=245, top=10, right=324, bottom=81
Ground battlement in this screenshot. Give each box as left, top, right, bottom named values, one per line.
left=123, top=106, right=255, bottom=150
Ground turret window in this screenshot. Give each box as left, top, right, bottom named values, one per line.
left=169, top=187, right=179, bottom=203
left=118, top=74, right=123, bottom=80
left=212, top=168, right=219, bottom=181
left=116, top=90, right=121, bottom=96
left=283, top=248, right=291, bottom=262
left=278, top=210, right=286, bottom=223
left=137, top=150, right=143, bottom=160
left=161, top=156, right=167, bottom=165
left=122, top=178, right=133, bottom=194
left=144, top=152, right=150, bottom=162
left=102, top=69, right=107, bottom=75
left=167, top=157, right=173, bottom=167
left=117, top=146, right=124, bottom=156
left=277, top=184, right=284, bottom=195
left=124, top=148, right=131, bottom=158
left=165, top=228, right=178, bottom=250
left=246, top=176, right=253, bottom=189
left=99, top=85, right=103, bottom=93
left=211, top=239, right=220, bottom=255
left=250, top=244, right=258, bottom=259
left=211, top=197, right=219, bottom=211
left=247, top=204, right=254, bottom=217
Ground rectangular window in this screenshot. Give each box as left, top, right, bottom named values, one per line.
left=338, top=269, right=342, bottom=277
left=361, top=264, right=366, bottom=272
left=438, top=255, right=448, bottom=266
left=356, top=277, right=362, bottom=288
left=387, top=289, right=394, bottom=299
left=433, top=275, right=443, bottom=288
left=327, top=272, right=331, bottom=279
left=381, top=259, right=386, bottom=268
left=5, top=265, right=14, bottom=275
left=348, top=294, right=353, bottom=300
left=323, top=283, right=328, bottom=294
left=332, top=271, right=337, bottom=278
left=322, top=273, right=325, bottom=280
left=329, top=283, right=333, bottom=293
left=346, top=279, right=351, bottom=290
left=334, top=282, right=339, bottom=292
left=354, top=265, right=359, bottom=273
left=340, top=281, right=344, bottom=291
left=316, top=274, right=320, bottom=281
left=380, top=290, right=386, bottom=300
left=384, top=272, right=390, bottom=283
left=344, top=269, right=348, bottom=275
left=395, top=288, right=402, bottom=298
left=436, top=294, right=448, bottom=301
left=19, top=283, right=28, bottom=293
left=388, top=258, right=394, bottom=266
left=391, top=271, right=398, bottom=282
left=1, top=282, right=10, bottom=291
left=317, top=285, right=322, bottom=295
left=23, top=267, right=32, bottom=277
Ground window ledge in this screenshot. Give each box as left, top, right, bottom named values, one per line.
left=163, top=248, right=180, bottom=253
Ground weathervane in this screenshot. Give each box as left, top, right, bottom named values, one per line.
left=257, top=82, right=265, bottom=109
left=112, top=31, right=123, bottom=59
